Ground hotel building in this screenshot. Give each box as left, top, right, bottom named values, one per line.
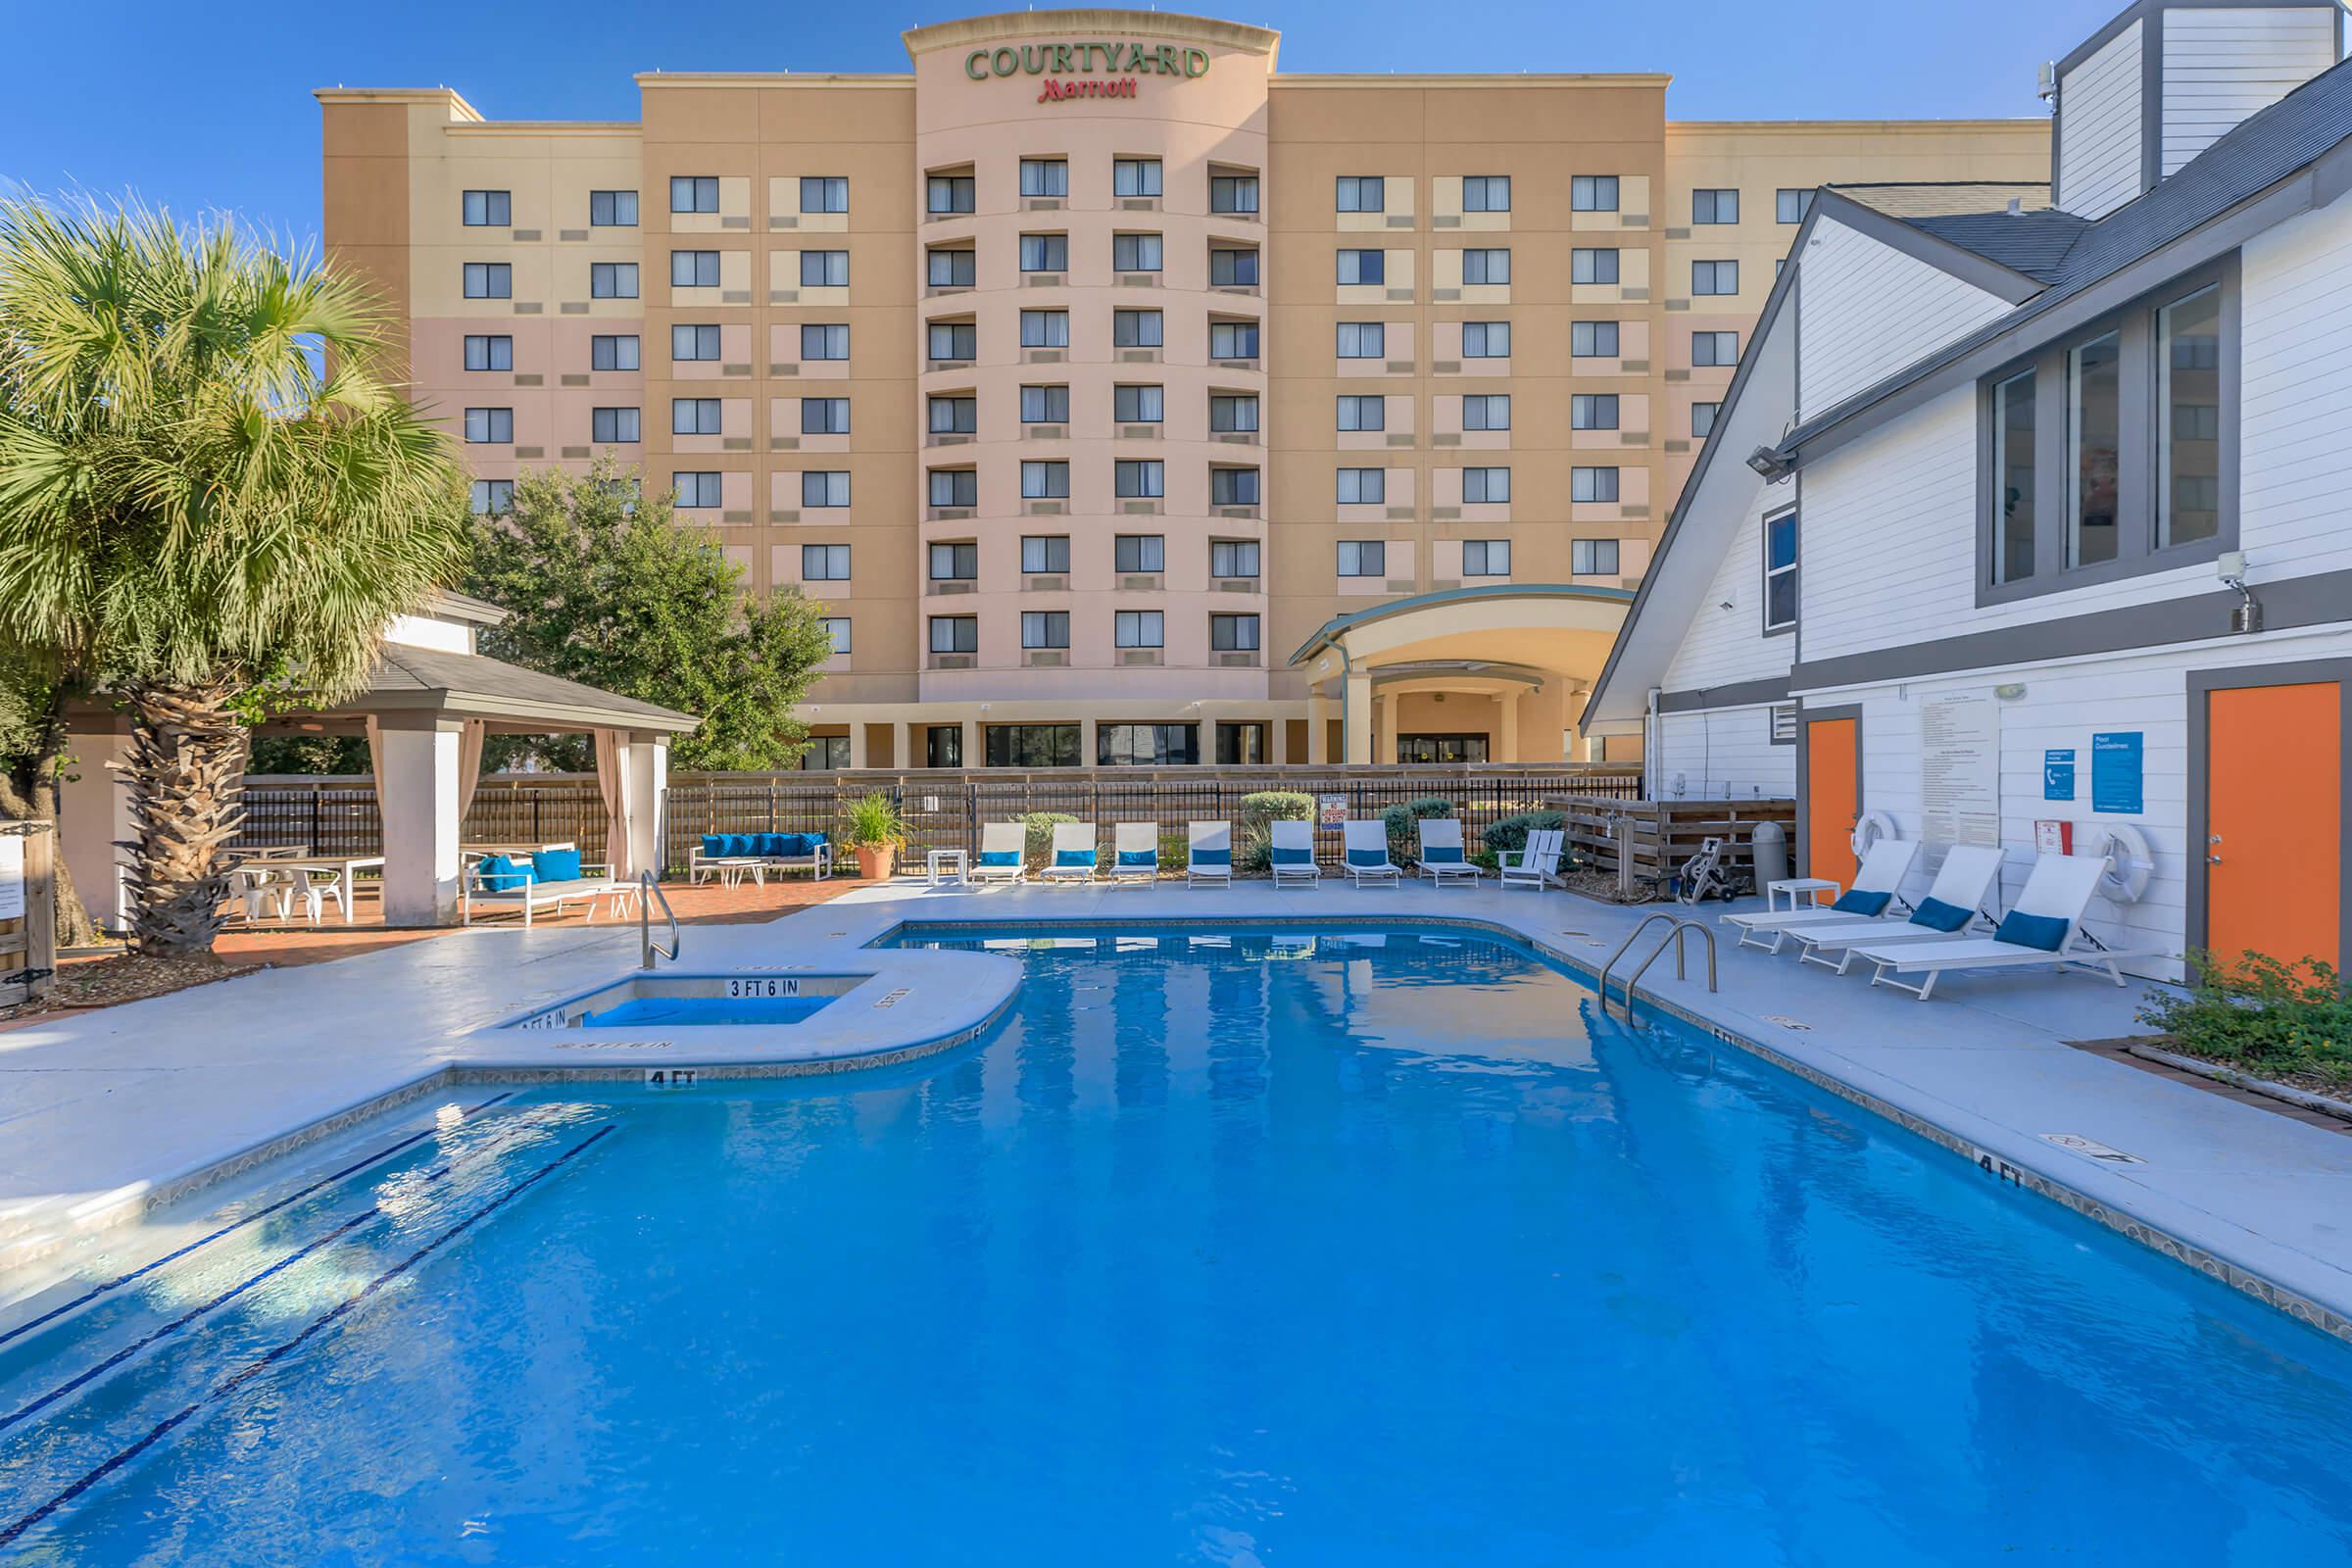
left=318, top=9, right=2046, bottom=768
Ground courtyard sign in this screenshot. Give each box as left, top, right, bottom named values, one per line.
left=966, top=42, right=1211, bottom=82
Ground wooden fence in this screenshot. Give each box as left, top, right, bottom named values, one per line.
left=1545, top=794, right=1797, bottom=892
left=0, top=821, right=57, bottom=1005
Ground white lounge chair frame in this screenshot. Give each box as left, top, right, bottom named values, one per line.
left=1041, top=822, right=1098, bottom=884
left=1187, top=821, right=1233, bottom=888
left=1499, top=828, right=1564, bottom=891
left=461, top=855, right=620, bottom=927
left=1857, top=853, right=2153, bottom=1001
left=1342, top=819, right=1402, bottom=887
left=1721, top=838, right=1923, bottom=952
left=1268, top=820, right=1321, bottom=887
left=1415, top=818, right=1482, bottom=887
left=1109, top=822, right=1159, bottom=884
left=970, top=822, right=1027, bottom=884
left=1783, top=845, right=2008, bottom=973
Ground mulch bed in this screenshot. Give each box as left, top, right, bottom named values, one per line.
left=0, top=951, right=257, bottom=1023
left=2137, top=1038, right=2352, bottom=1116
left=1560, top=868, right=1660, bottom=906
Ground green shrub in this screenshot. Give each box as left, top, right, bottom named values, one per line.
left=2137, top=951, right=2352, bottom=1084
left=1237, top=791, right=1316, bottom=873
left=1482, top=810, right=1565, bottom=856
left=1159, top=832, right=1188, bottom=870
left=1018, top=810, right=1080, bottom=869
left=1381, top=795, right=1456, bottom=866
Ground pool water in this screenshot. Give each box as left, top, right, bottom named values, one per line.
left=5, top=925, right=2351, bottom=1564
left=577, top=994, right=831, bottom=1027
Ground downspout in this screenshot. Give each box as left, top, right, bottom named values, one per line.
left=1642, top=687, right=1662, bottom=800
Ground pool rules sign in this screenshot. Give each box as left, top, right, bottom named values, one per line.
left=1920, top=695, right=2001, bottom=849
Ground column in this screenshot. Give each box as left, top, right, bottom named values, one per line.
left=1343, top=672, right=1373, bottom=765
left=848, top=721, right=869, bottom=770
left=897, top=721, right=917, bottom=770
left=1378, top=691, right=1398, bottom=766
left=960, top=717, right=980, bottom=770
left=626, top=732, right=667, bottom=881
left=1307, top=695, right=1332, bottom=764
left=1271, top=712, right=1291, bottom=764
left=378, top=715, right=462, bottom=926
left=1498, top=691, right=1521, bottom=762
left=1080, top=716, right=1100, bottom=769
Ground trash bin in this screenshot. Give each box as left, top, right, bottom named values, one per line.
left=1749, top=819, right=1788, bottom=891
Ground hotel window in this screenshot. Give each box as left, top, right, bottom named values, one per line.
left=1337, top=467, right=1385, bottom=504
left=1020, top=535, right=1077, bottom=573
left=799, top=250, right=849, bottom=288
left=1463, top=466, right=1510, bottom=504
left=1335, top=321, right=1384, bottom=359
left=928, top=247, right=975, bottom=288
left=2066, top=331, right=2124, bottom=568
left=1572, top=538, right=1620, bottom=575
left=1210, top=248, right=1259, bottom=286
left=670, top=176, right=719, bottom=215
left=1115, top=460, right=1164, bottom=499
left=929, top=321, right=977, bottom=361
left=800, top=176, right=849, bottom=214
left=986, top=724, right=1079, bottom=767
left=1112, top=158, right=1162, bottom=198
left=1112, top=310, right=1163, bottom=348
left=1099, top=716, right=1201, bottom=770
left=462, top=189, right=510, bottom=226
left=1763, top=509, right=1799, bottom=631
left=929, top=542, right=978, bottom=580
left=1211, top=467, right=1260, bottom=506
left=1021, top=461, right=1070, bottom=499
left=1692, top=330, right=1740, bottom=367
left=1337, top=540, right=1386, bottom=577
left=1571, top=466, right=1620, bottom=503
left=1114, top=611, right=1165, bottom=648
left=1020, top=159, right=1068, bottom=198
left=929, top=468, right=978, bottom=508
left=1462, top=395, right=1510, bottom=431
left=1571, top=248, right=1619, bottom=284
left=1022, top=611, right=1071, bottom=650
left=1019, top=233, right=1067, bottom=272
left=469, top=479, right=514, bottom=515
left=1462, top=248, right=1510, bottom=285
left=1337, top=249, right=1385, bottom=285
left=1570, top=395, right=1619, bottom=430
left=591, top=334, right=639, bottom=371
left=1210, top=319, right=1259, bottom=359
left=1776, top=188, right=1814, bottom=224
left=1462, top=320, right=1510, bottom=359
left=1209, top=394, right=1258, bottom=432
left=462, top=263, right=511, bottom=299
left=801, top=735, right=851, bottom=770
left=1113, top=233, right=1163, bottom=272
left=589, top=189, right=637, bottom=226
left=802, top=397, right=851, bottom=435
left=672, top=397, right=721, bottom=436
left=1337, top=395, right=1385, bottom=431
left=591, top=407, right=640, bottom=444
left=1691, top=188, right=1739, bottom=224
left=1335, top=176, right=1385, bottom=213
left=1571, top=320, right=1619, bottom=358
left=801, top=470, right=850, bottom=508
left=1210, top=173, right=1259, bottom=214
left=1991, top=368, right=2037, bottom=585
left=1210, top=540, right=1259, bottom=578
left=1216, top=721, right=1267, bottom=765
left=669, top=251, right=719, bottom=288
left=673, top=324, right=721, bottom=361
left=1019, top=310, right=1069, bottom=349
left=928, top=395, right=977, bottom=434
left=1115, top=534, right=1165, bottom=572
left=1692, top=401, right=1721, bottom=437
left=1691, top=260, right=1739, bottom=296
left=819, top=617, right=849, bottom=656
left=1114, top=384, right=1164, bottom=423
left=1210, top=613, right=1260, bottom=652
left=591, top=263, right=639, bottom=299
left=930, top=615, right=979, bottom=655
left=1463, top=539, right=1511, bottom=576
left=463, top=407, right=513, bottom=444
left=464, top=334, right=513, bottom=372
left=1461, top=175, right=1511, bottom=213
left=1021, top=384, right=1071, bottom=423
left=926, top=173, right=974, bottom=215
left=1571, top=174, right=1620, bottom=212
left=926, top=725, right=964, bottom=768
left=673, top=471, right=723, bottom=508
left=802, top=544, right=851, bottom=581
left=802, top=323, right=850, bottom=361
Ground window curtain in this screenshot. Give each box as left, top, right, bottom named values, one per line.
left=594, top=727, right=633, bottom=880
left=455, top=720, right=486, bottom=821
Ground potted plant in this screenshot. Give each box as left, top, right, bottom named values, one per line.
left=840, top=791, right=907, bottom=880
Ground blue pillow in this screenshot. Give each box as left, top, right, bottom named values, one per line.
left=751, top=833, right=785, bottom=858
left=1191, top=847, right=1231, bottom=867
left=478, top=856, right=531, bottom=893
left=1832, top=889, right=1891, bottom=916
left=1054, top=848, right=1094, bottom=868
left=1909, top=897, right=1974, bottom=932
left=979, top=850, right=1020, bottom=867
left=1272, top=845, right=1314, bottom=866
left=778, top=833, right=812, bottom=857
left=805, top=831, right=827, bottom=848
left=532, top=848, right=582, bottom=885
left=1995, top=909, right=2071, bottom=952
left=700, top=834, right=728, bottom=860
left=1422, top=844, right=1464, bottom=863
left=1116, top=849, right=1155, bottom=867
left=1347, top=848, right=1389, bottom=868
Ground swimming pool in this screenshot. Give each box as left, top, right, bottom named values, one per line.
left=4, top=924, right=2351, bottom=1562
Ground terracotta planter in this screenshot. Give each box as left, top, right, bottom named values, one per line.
left=852, top=845, right=897, bottom=880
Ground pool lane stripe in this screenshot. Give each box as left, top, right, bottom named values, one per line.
left=0, top=1122, right=616, bottom=1551
left=0, top=1092, right=515, bottom=1353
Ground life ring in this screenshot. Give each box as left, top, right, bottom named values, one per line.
left=1850, top=810, right=1899, bottom=859
left=2090, top=821, right=2154, bottom=905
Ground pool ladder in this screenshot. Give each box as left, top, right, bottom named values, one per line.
left=1597, top=913, right=1717, bottom=1022
left=639, top=870, right=679, bottom=970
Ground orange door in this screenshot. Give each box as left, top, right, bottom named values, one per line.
left=2207, top=682, right=2340, bottom=976
left=1806, top=717, right=1859, bottom=887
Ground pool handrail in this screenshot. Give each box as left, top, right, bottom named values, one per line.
left=1598, top=912, right=1717, bottom=1021
left=640, top=870, right=680, bottom=970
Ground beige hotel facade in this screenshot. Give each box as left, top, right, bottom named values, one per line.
left=319, top=9, right=2048, bottom=769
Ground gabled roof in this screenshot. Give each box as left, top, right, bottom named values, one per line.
left=1904, top=208, right=2088, bottom=283
left=352, top=645, right=700, bottom=732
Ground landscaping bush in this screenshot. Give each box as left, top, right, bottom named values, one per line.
left=1482, top=810, right=1565, bottom=857
left=1019, top=810, right=1080, bottom=870
left=1158, top=832, right=1188, bottom=872
left=1381, top=795, right=1456, bottom=866
left=1237, top=791, right=1314, bottom=874
left=2137, top=951, right=2352, bottom=1085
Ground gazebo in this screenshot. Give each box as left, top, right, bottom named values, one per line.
left=58, top=592, right=699, bottom=928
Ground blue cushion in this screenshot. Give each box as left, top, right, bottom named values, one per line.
left=700, top=834, right=728, bottom=859
left=1116, top=849, right=1155, bottom=867
left=805, top=831, right=827, bottom=848
left=478, top=856, right=532, bottom=893
left=1054, top=848, right=1094, bottom=868
left=979, top=850, right=1020, bottom=867
left=1347, top=848, right=1390, bottom=868
left=531, top=848, right=582, bottom=885
left=1272, top=846, right=1314, bottom=866
left=1910, top=897, right=1974, bottom=932
left=1422, top=844, right=1465, bottom=863
left=1995, top=909, right=2071, bottom=952
left=778, top=833, right=813, bottom=857
left=1832, top=889, right=1891, bottom=916
left=718, top=833, right=754, bottom=858
left=1191, top=847, right=1231, bottom=867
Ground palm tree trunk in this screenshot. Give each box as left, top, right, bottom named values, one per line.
left=120, top=677, right=248, bottom=958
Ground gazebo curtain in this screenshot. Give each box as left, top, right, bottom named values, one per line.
left=366, top=715, right=487, bottom=822
left=594, top=727, right=633, bottom=880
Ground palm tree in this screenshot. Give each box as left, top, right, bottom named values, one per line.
left=0, top=198, right=469, bottom=956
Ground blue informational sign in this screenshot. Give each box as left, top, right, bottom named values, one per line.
left=2043, top=749, right=2077, bottom=801
left=2090, top=732, right=2143, bottom=814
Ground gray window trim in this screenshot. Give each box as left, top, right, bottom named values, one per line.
left=1761, top=505, right=1799, bottom=639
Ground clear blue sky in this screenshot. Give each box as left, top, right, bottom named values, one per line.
left=5, top=0, right=2123, bottom=246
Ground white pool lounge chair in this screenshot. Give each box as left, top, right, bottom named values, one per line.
left=1342, top=819, right=1402, bottom=887
left=1268, top=820, right=1321, bottom=887
left=461, top=848, right=620, bottom=928
left=1415, top=818, right=1482, bottom=887
left=1042, top=822, right=1099, bottom=884
left=1110, top=822, right=1159, bottom=884
left=1856, top=853, right=2154, bottom=1001
left=1187, top=821, right=1233, bottom=888
left=1784, top=844, right=2007, bottom=973
left=971, top=822, right=1027, bottom=884
left=1499, top=828, right=1564, bottom=891
left=1720, top=837, right=1922, bottom=953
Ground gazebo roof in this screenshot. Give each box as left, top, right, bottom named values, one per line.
left=331, top=643, right=700, bottom=734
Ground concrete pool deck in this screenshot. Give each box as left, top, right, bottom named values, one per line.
left=4, top=875, right=2351, bottom=1344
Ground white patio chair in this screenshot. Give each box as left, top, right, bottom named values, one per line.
left=1342, top=820, right=1402, bottom=887
left=1414, top=818, right=1482, bottom=887
left=1857, top=853, right=2157, bottom=1001
left=1186, top=821, right=1233, bottom=888
left=1268, top=819, right=1321, bottom=887
left=1498, top=828, right=1564, bottom=891
left=1720, top=838, right=1923, bottom=953
left=1109, top=822, right=1159, bottom=884
left=1782, top=845, right=2007, bottom=973
left=970, top=822, right=1027, bottom=884
left=1041, top=822, right=1098, bottom=884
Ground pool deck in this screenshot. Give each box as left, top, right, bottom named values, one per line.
left=5, top=875, right=2352, bottom=1343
